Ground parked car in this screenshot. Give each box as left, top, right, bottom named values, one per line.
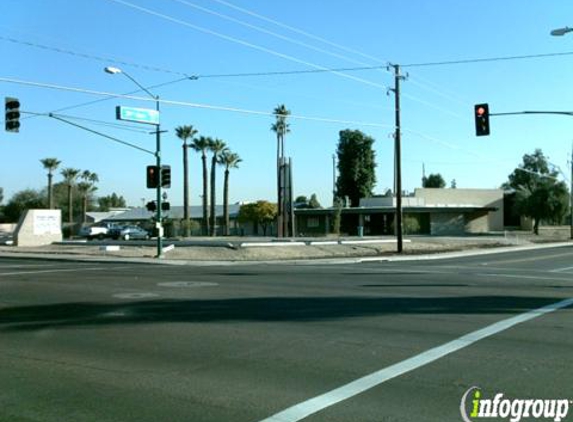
left=117, top=226, right=150, bottom=241
left=79, top=223, right=118, bottom=240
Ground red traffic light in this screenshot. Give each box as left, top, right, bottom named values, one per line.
left=146, top=165, right=159, bottom=188
left=474, top=103, right=490, bottom=136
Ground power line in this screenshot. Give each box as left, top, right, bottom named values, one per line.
left=401, top=51, right=573, bottom=68
left=6, top=34, right=573, bottom=78
left=169, top=0, right=376, bottom=69
left=207, top=0, right=388, bottom=65
left=106, top=0, right=390, bottom=91
left=0, top=35, right=190, bottom=77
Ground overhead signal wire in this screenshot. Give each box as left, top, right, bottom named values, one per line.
left=23, top=111, right=155, bottom=154
left=22, top=75, right=196, bottom=120
left=0, top=77, right=396, bottom=129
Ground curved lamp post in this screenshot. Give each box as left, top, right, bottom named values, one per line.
left=104, top=66, right=165, bottom=257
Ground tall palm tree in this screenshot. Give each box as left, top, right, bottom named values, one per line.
left=61, top=168, right=80, bottom=224
left=271, top=104, right=291, bottom=237
left=175, top=125, right=198, bottom=236
left=218, top=150, right=242, bottom=236
left=272, top=104, right=291, bottom=159
left=78, top=170, right=99, bottom=223
left=208, top=138, right=228, bottom=236
left=40, top=157, right=61, bottom=209
left=190, top=136, right=212, bottom=236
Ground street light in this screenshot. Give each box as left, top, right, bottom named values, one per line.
left=550, top=27, right=573, bottom=36
left=104, top=66, right=165, bottom=258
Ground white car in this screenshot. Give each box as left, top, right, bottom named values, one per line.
left=79, top=223, right=115, bottom=240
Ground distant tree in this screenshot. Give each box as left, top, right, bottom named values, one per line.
left=3, top=189, right=45, bottom=223
left=40, top=157, right=61, bottom=209
left=503, top=149, right=569, bottom=234
left=335, top=129, right=377, bottom=207
left=238, top=201, right=277, bottom=236
left=295, top=195, right=308, bottom=205
left=77, top=170, right=99, bottom=223
left=0, top=187, right=3, bottom=204
left=175, top=124, right=198, bottom=236
left=218, top=149, right=242, bottom=236
left=208, top=138, right=228, bottom=236
left=422, top=173, right=446, bottom=188
left=51, top=182, right=82, bottom=222
left=191, top=136, right=212, bottom=235
left=61, top=168, right=80, bottom=223
left=98, top=193, right=127, bottom=211
left=451, top=179, right=457, bottom=189
left=308, top=194, right=321, bottom=209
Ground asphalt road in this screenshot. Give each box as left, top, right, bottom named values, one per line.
left=0, top=247, right=572, bottom=422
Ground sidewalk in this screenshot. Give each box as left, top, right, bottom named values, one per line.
left=0, top=235, right=570, bottom=265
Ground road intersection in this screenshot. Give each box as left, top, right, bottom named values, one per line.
left=0, top=246, right=572, bottom=421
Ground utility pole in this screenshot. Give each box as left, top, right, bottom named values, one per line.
left=390, top=64, right=406, bottom=253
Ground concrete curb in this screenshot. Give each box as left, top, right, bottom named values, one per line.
left=0, top=241, right=570, bottom=266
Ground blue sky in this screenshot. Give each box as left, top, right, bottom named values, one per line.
left=2, top=0, right=573, bottom=207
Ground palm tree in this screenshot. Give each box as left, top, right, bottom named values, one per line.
left=190, top=136, right=212, bottom=235
left=218, top=150, right=242, bottom=236
left=61, top=168, right=80, bottom=224
left=271, top=104, right=291, bottom=159
left=175, top=125, right=199, bottom=237
left=208, top=138, right=228, bottom=236
left=78, top=170, right=99, bottom=223
left=40, top=157, right=61, bottom=209
left=271, top=104, right=291, bottom=237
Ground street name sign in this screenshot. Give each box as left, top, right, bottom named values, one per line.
left=116, top=106, right=160, bottom=125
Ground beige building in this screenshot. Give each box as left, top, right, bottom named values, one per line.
left=296, top=188, right=504, bottom=236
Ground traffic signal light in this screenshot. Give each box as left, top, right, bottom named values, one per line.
left=146, top=165, right=159, bottom=188
left=161, top=165, right=171, bottom=188
left=474, top=103, right=490, bottom=136
left=5, top=97, right=20, bottom=133
left=146, top=201, right=157, bottom=212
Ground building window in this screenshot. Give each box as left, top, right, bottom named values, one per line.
left=307, top=217, right=320, bottom=228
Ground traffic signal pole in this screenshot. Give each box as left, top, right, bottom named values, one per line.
left=154, top=96, right=164, bottom=258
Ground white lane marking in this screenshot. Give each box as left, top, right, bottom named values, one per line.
left=476, top=273, right=573, bottom=282
left=0, top=264, right=62, bottom=268
left=157, top=281, right=219, bottom=287
left=550, top=265, right=573, bottom=273
left=112, top=292, right=160, bottom=299
left=257, top=297, right=573, bottom=422
left=0, top=266, right=133, bottom=276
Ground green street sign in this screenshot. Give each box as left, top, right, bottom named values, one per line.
left=116, top=106, right=159, bottom=125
